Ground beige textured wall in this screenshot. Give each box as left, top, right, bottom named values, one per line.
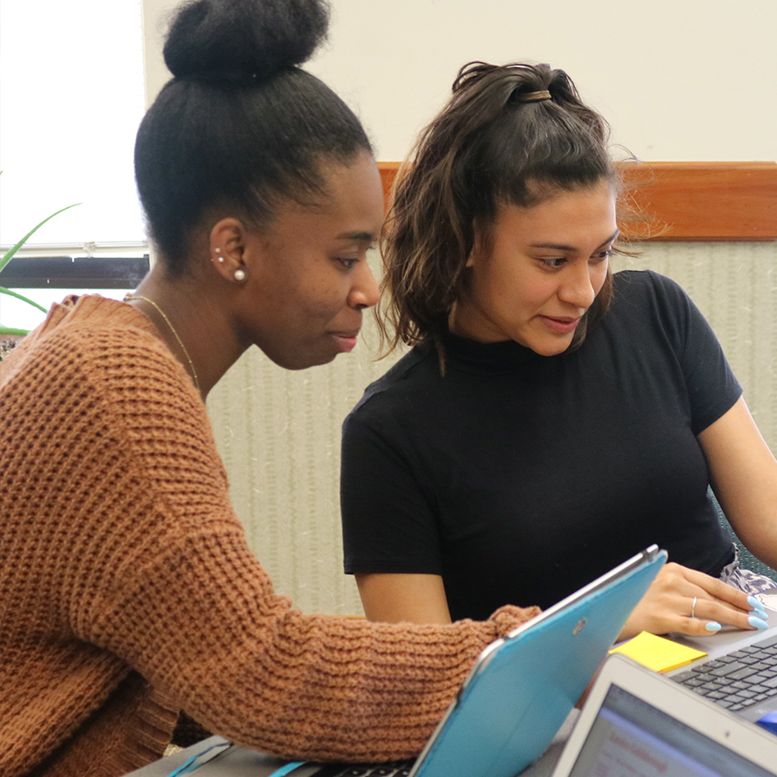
left=208, top=242, right=777, bottom=615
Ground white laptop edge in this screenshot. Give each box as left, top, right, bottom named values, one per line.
left=551, top=652, right=777, bottom=777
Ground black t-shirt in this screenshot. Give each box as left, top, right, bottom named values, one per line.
left=340, top=271, right=741, bottom=620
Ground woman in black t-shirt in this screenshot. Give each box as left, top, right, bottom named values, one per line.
left=340, top=62, right=777, bottom=640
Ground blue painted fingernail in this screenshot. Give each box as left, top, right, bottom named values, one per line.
left=748, top=596, right=765, bottom=610
left=705, top=622, right=722, bottom=632
left=749, top=616, right=769, bottom=630
left=750, top=608, right=768, bottom=619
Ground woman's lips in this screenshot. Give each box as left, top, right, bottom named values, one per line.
left=330, top=332, right=359, bottom=352
left=538, top=315, right=581, bottom=335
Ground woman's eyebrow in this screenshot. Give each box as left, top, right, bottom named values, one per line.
left=335, top=230, right=376, bottom=243
left=600, top=229, right=620, bottom=246
left=529, top=229, right=620, bottom=252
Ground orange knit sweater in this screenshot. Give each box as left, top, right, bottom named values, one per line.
left=0, top=296, right=539, bottom=777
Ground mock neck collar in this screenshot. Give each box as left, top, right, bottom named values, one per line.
left=423, top=328, right=543, bottom=374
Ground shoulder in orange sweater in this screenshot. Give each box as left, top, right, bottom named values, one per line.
left=0, top=295, right=538, bottom=777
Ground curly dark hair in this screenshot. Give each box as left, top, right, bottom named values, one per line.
left=379, top=61, right=620, bottom=361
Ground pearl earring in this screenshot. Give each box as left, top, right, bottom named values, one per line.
left=234, top=268, right=246, bottom=282
left=215, top=248, right=224, bottom=263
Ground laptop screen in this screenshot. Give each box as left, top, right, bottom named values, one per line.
left=566, top=685, right=774, bottom=777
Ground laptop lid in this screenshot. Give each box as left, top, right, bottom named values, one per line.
left=551, top=653, right=777, bottom=777
left=407, top=545, right=666, bottom=777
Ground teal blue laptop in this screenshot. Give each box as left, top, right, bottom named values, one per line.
left=405, top=545, right=666, bottom=777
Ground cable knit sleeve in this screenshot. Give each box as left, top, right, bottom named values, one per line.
left=44, top=322, right=538, bottom=763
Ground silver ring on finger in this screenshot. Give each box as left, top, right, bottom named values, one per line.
left=691, top=596, right=698, bottom=619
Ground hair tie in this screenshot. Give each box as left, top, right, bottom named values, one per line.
left=517, top=89, right=552, bottom=103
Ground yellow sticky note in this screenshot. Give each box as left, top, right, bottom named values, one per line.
left=609, top=631, right=707, bottom=673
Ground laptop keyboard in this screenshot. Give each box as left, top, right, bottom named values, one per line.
left=671, top=634, right=777, bottom=712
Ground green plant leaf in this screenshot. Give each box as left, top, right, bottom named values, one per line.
left=0, top=326, right=29, bottom=336
left=0, top=286, right=48, bottom=312
left=0, top=203, right=81, bottom=274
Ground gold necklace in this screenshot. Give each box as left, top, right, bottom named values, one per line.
left=124, top=294, right=201, bottom=393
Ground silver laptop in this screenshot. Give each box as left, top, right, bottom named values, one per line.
left=665, top=606, right=777, bottom=725
left=551, top=653, right=777, bottom=777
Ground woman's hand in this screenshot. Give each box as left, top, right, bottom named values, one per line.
left=619, top=562, right=769, bottom=641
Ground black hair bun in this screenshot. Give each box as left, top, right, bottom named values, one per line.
left=164, top=0, right=329, bottom=82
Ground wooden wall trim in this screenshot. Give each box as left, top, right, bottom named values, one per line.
left=378, top=161, right=777, bottom=242
left=378, top=161, right=402, bottom=205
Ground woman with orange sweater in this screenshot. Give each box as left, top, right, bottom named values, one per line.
left=0, top=2, right=539, bottom=775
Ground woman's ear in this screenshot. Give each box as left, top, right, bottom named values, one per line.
left=466, top=220, right=486, bottom=268
left=210, top=218, right=250, bottom=284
